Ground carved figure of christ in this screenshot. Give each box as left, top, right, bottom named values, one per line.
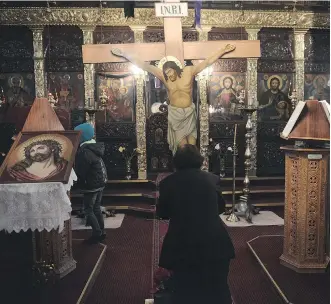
left=82, top=2, right=260, bottom=154
left=111, top=45, right=236, bottom=154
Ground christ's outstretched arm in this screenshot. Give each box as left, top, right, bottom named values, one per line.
left=192, top=44, right=236, bottom=75
left=111, top=48, right=164, bottom=81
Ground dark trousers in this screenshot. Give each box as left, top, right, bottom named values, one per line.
left=83, top=190, right=104, bottom=237
left=172, top=260, right=232, bottom=304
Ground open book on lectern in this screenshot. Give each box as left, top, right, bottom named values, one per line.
left=280, top=100, right=330, bottom=141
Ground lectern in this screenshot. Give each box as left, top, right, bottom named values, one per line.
left=280, top=100, right=330, bottom=273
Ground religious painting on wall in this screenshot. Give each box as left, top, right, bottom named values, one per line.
left=0, top=131, right=81, bottom=184
left=208, top=73, right=246, bottom=121
left=47, top=72, right=85, bottom=109
left=0, top=73, right=35, bottom=107
left=257, top=73, right=292, bottom=121
left=96, top=74, right=135, bottom=122
left=304, top=74, right=330, bottom=101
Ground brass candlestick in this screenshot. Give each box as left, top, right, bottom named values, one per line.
left=242, top=106, right=259, bottom=223
left=226, top=124, right=240, bottom=222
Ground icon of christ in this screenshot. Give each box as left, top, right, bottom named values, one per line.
left=111, top=44, right=236, bottom=155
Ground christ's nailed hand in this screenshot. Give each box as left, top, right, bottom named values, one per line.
left=111, top=48, right=124, bottom=57
left=224, top=44, right=236, bottom=53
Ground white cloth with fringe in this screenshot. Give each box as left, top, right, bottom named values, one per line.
left=0, top=170, right=76, bottom=233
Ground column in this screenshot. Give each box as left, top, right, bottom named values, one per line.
left=131, top=26, right=147, bottom=180
left=198, top=26, right=211, bottom=171
left=246, top=28, right=261, bottom=176
left=294, top=29, right=308, bottom=102
left=30, top=26, right=46, bottom=98
left=80, top=26, right=96, bottom=107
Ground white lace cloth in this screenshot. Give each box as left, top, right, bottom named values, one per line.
left=0, top=170, right=77, bottom=233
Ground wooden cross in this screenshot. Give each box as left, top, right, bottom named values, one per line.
left=82, top=0, right=260, bottom=66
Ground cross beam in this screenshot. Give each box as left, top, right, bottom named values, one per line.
left=82, top=0, right=260, bottom=65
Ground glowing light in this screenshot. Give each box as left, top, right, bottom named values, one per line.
left=131, top=65, right=144, bottom=75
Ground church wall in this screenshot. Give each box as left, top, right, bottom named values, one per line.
left=208, top=27, right=248, bottom=177
left=0, top=8, right=329, bottom=178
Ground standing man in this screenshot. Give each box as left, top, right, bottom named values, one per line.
left=111, top=44, right=236, bottom=154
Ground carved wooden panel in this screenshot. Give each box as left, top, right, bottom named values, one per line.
left=44, top=25, right=83, bottom=72
left=96, top=122, right=137, bottom=179
left=257, top=61, right=295, bottom=73
left=146, top=113, right=172, bottom=172
left=96, top=122, right=136, bottom=139
left=208, top=29, right=248, bottom=41
left=212, top=59, right=247, bottom=73
left=209, top=122, right=245, bottom=176
left=143, top=28, right=198, bottom=43
left=94, top=26, right=134, bottom=44
left=259, top=29, right=294, bottom=60
left=256, top=121, right=288, bottom=176
left=281, top=149, right=329, bottom=271
left=304, top=29, right=330, bottom=73
left=144, top=28, right=164, bottom=43
left=95, top=62, right=132, bottom=73
left=0, top=26, right=34, bottom=73
left=183, top=30, right=198, bottom=42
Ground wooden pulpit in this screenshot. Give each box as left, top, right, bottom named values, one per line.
left=280, top=100, right=330, bottom=273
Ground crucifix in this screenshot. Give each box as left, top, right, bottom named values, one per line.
left=82, top=0, right=260, bottom=155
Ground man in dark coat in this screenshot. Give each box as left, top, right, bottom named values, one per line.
left=157, top=144, right=235, bottom=304
left=74, top=123, right=108, bottom=244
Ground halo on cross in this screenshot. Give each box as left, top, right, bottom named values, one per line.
left=157, top=56, right=183, bottom=70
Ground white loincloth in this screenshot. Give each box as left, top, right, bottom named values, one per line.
left=167, top=103, right=197, bottom=155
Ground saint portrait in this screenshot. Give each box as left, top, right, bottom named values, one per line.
left=209, top=73, right=246, bottom=121
left=0, top=74, right=34, bottom=108
left=97, top=75, right=135, bottom=122
left=258, top=74, right=292, bottom=121
left=47, top=73, right=85, bottom=109
left=0, top=131, right=81, bottom=184
left=304, top=74, right=330, bottom=102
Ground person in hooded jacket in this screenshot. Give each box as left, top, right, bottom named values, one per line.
left=74, top=123, right=108, bottom=244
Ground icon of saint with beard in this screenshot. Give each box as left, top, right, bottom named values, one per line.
left=8, top=138, right=68, bottom=181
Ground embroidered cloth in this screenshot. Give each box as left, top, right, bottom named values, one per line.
left=0, top=170, right=76, bottom=233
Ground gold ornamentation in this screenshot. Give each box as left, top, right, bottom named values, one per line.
left=0, top=8, right=328, bottom=29
left=134, top=74, right=147, bottom=179
left=198, top=74, right=209, bottom=171
left=197, top=26, right=211, bottom=171
left=30, top=26, right=46, bottom=98
left=246, top=28, right=260, bottom=176
left=131, top=27, right=147, bottom=180
left=80, top=26, right=96, bottom=107
left=294, top=30, right=307, bottom=101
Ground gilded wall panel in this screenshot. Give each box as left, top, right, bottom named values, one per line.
left=0, top=8, right=328, bottom=29
left=0, top=26, right=34, bottom=73
left=94, top=26, right=134, bottom=44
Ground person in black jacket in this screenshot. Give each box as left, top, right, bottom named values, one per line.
left=156, top=144, right=235, bottom=304
left=74, top=123, right=108, bottom=244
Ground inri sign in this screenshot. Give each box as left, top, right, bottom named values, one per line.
left=155, top=2, right=188, bottom=17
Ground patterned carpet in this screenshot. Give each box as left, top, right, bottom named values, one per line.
left=69, top=213, right=292, bottom=304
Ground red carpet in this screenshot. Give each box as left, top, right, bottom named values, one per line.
left=249, top=235, right=329, bottom=304
left=73, top=216, right=154, bottom=304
